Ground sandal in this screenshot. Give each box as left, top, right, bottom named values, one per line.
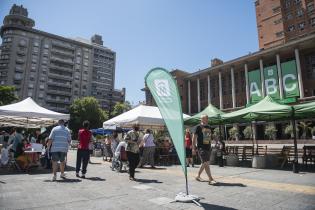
left=195, top=177, right=204, bottom=182
left=208, top=180, right=217, bottom=185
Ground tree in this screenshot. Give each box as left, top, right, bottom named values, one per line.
left=243, top=126, right=253, bottom=139
left=298, top=121, right=312, bottom=139
left=111, top=101, right=132, bottom=117
left=0, top=86, right=18, bottom=105
left=264, top=124, right=277, bottom=140
left=69, top=97, right=108, bottom=137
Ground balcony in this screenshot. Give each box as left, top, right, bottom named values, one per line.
left=48, top=72, right=73, bottom=81
left=46, top=89, right=72, bottom=96
left=50, top=56, right=74, bottom=65
left=47, top=80, right=72, bottom=88
left=51, top=48, right=74, bottom=58
left=51, top=41, right=75, bottom=51
left=49, top=63, right=73, bottom=73
left=16, top=58, right=25, bottom=64
left=45, top=98, right=71, bottom=105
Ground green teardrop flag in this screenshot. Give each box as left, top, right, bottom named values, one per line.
left=145, top=68, right=187, bottom=177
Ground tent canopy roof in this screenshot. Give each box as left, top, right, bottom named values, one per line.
left=103, top=104, right=190, bottom=129
left=0, top=97, right=69, bottom=127
left=293, top=100, right=315, bottom=119
left=222, top=96, right=292, bottom=123
left=184, top=103, right=225, bottom=125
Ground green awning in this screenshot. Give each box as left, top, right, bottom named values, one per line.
left=222, top=96, right=293, bottom=123
left=184, top=103, right=225, bottom=126
left=293, top=100, right=315, bottom=119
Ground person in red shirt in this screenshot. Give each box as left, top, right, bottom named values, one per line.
left=185, top=128, right=194, bottom=167
left=76, top=120, right=92, bottom=178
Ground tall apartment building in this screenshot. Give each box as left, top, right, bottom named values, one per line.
left=256, top=0, right=315, bottom=49
left=0, top=4, right=125, bottom=113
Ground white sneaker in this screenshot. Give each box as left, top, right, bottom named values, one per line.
left=60, top=173, right=67, bottom=179
left=52, top=175, right=57, bottom=181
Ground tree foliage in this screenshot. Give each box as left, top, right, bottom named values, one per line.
left=111, top=101, right=132, bottom=117
left=69, top=97, right=108, bottom=137
left=0, top=86, right=18, bottom=105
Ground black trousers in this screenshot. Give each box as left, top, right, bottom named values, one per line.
left=127, top=151, right=139, bottom=178
left=76, top=149, right=90, bottom=174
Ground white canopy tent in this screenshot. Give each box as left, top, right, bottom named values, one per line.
left=0, top=97, right=70, bottom=128
left=103, top=104, right=190, bottom=130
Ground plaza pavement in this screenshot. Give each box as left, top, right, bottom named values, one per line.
left=0, top=150, right=314, bottom=210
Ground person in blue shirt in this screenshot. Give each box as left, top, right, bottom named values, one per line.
left=47, top=119, right=71, bottom=181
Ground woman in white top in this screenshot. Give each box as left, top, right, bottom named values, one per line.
left=138, top=129, right=156, bottom=168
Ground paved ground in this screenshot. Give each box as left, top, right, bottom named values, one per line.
left=0, top=150, right=315, bottom=210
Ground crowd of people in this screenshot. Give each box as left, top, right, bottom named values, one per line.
left=0, top=114, right=223, bottom=186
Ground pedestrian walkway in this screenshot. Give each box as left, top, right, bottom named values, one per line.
left=0, top=150, right=314, bottom=210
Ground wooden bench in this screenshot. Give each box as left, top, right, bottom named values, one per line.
left=302, top=146, right=315, bottom=166
left=255, top=145, right=267, bottom=156
left=267, top=146, right=291, bottom=168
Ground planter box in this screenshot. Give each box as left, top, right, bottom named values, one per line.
left=226, top=154, right=239, bottom=166
left=252, top=155, right=266, bottom=169
left=265, top=154, right=279, bottom=168
left=210, top=149, right=217, bottom=165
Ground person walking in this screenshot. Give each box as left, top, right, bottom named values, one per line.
left=192, top=114, right=216, bottom=185
left=185, top=128, right=194, bottom=167
left=125, top=124, right=141, bottom=181
left=138, top=129, right=156, bottom=168
left=47, top=119, right=71, bottom=181
left=76, top=121, right=92, bottom=178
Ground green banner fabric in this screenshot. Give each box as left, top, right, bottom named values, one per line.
left=145, top=68, right=187, bottom=176
left=248, top=69, right=263, bottom=103
left=281, top=60, right=300, bottom=98
left=264, top=65, right=280, bottom=100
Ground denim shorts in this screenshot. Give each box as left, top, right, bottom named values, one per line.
left=51, top=152, right=67, bottom=162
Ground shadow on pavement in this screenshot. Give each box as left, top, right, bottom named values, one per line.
left=136, top=178, right=163, bottom=184
left=199, top=202, right=237, bottom=210
left=84, top=177, right=106, bottom=181
left=0, top=165, right=76, bottom=175
left=88, top=162, right=102, bottom=165
left=212, top=182, right=246, bottom=187
left=0, top=180, right=6, bottom=184
left=43, top=178, right=82, bottom=183
left=138, top=167, right=167, bottom=170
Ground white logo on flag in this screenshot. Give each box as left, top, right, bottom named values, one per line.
left=154, top=79, right=171, bottom=97
left=267, top=69, right=274, bottom=76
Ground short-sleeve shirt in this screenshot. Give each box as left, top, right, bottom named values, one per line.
left=78, top=129, right=92, bottom=150
left=124, top=130, right=140, bottom=153
left=49, top=125, right=71, bottom=153
left=194, top=124, right=212, bottom=151
left=12, top=133, right=23, bottom=152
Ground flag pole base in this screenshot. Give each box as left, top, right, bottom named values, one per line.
left=175, top=192, right=201, bottom=207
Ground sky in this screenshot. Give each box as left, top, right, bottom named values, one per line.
left=0, top=0, right=259, bottom=105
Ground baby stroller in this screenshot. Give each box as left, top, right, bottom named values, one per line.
left=111, top=143, right=128, bottom=173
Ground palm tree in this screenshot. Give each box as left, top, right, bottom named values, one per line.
left=298, top=121, right=312, bottom=139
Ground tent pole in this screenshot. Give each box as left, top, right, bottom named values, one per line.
left=185, top=173, right=189, bottom=195
left=291, top=108, right=299, bottom=173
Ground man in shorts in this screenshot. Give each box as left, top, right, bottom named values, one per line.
left=47, top=119, right=71, bottom=181
left=192, top=114, right=216, bottom=185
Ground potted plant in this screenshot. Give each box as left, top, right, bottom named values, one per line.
left=298, top=121, right=312, bottom=139
left=243, top=126, right=253, bottom=140
left=284, top=124, right=299, bottom=139
left=264, top=125, right=277, bottom=140
left=228, top=127, right=238, bottom=141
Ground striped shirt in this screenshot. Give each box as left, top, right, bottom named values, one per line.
left=49, top=125, right=71, bottom=153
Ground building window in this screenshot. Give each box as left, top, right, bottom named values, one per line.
left=296, top=9, right=303, bottom=17
left=273, top=6, right=281, bottom=13
left=39, top=85, right=44, bottom=90
left=276, top=31, right=284, bottom=37
left=287, top=13, right=293, bottom=20
left=307, top=2, right=314, bottom=13
left=298, top=22, right=305, bottom=30
left=288, top=25, right=295, bottom=31
left=274, top=18, right=282, bottom=25
left=285, top=0, right=291, bottom=8
left=28, top=91, right=33, bottom=97
left=44, top=44, right=49, bottom=49
left=33, top=42, right=39, bottom=47
left=311, top=18, right=315, bottom=27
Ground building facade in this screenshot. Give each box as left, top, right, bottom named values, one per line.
left=185, top=34, right=315, bottom=115
left=256, top=0, right=315, bottom=49
left=0, top=5, right=125, bottom=112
